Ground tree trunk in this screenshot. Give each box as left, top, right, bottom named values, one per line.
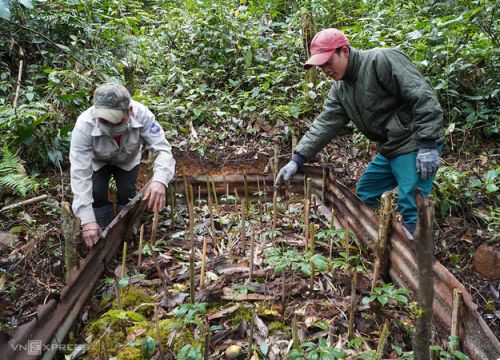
left=61, top=201, right=80, bottom=279
left=412, top=190, right=435, bottom=360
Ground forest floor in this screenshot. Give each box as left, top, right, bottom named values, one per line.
left=0, top=132, right=498, bottom=359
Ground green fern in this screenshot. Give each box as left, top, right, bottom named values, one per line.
left=0, top=147, right=19, bottom=174
left=16, top=103, right=48, bottom=118
left=0, top=147, right=39, bottom=197
left=0, top=173, right=39, bottom=197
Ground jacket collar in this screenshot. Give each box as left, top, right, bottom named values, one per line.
left=128, top=115, right=142, bottom=129
left=342, top=48, right=360, bottom=84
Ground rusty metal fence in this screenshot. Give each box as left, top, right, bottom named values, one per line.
left=1, top=167, right=498, bottom=359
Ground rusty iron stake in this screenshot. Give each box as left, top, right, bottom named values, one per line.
left=147, top=242, right=170, bottom=301
left=348, top=271, right=358, bottom=339
left=137, top=224, right=144, bottom=270
left=450, top=288, right=463, bottom=352
left=200, top=237, right=207, bottom=290
left=240, top=198, right=247, bottom=253
left=249, top=228, right=255, bottom=282
left=154, top=305, right=164, bottom=358
left=374, top=320, right=390, bottom=360
left=120, top=242, right=127, bottom=279
left=272, top=189, right=278, bottom=246
left=113, top=275, right=122, bottom=310
left=150, top=205, right=159, bottom=245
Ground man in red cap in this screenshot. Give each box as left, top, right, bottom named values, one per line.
left=275, top=28, right=444, bottom=236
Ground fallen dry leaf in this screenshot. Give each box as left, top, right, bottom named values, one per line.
left=208, top=303, right=240, bottom=320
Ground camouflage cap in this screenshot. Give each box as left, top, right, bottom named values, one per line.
left=92, top=84, right=131, bottom=124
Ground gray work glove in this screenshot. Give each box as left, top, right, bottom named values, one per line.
left=275, top=160, right=299, bottom=188
left=416, top=147, right=440, bottom=180
left=275, top=153, right=305, bottom=188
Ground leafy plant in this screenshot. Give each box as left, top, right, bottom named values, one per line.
left=175, top=302, right=208, bottom=329
left=177, top=344, right=203, bottom=360
left=263, top=247, right=329, bottom=276
left=389, top=344, right=414, bottom=359
left=433, top=165, right=499, bottom=230
left=331, top=251, right=364, bottom=273
left=141, top=336, right=156, bottom=358
left=232, top=282, right=257, bottom=298
left=0, top=0, right=34, bottom=20
left=362, top=284, right=410, bottom=307
left=430, top=336, right=470, bottom=360
left=289, top=337, right=346, bottom=359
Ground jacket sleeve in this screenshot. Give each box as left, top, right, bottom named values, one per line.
left=70, top=125, right=96, bottom=225
left=375, top=49, right=443, bottom=144
left=139, top=108, right=176, bottom=186
left=294, top=86, right=349, bottom=161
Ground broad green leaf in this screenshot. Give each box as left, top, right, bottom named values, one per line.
left=244, top=49, right=252, bottom=67
left=141, top=336, right=156, bottom=358
left=106, top=309, right=129, bottom=320
left=56, top=44, right=70, bottom=52
left=393, top=294, right=408, bottom=303
left=378, top=296, right=389, bottom=305
left=0, top=0, right=10, bottom=20
left=486, top=183, right=498, bottom=193
left=18, top=0, right=33, bottom=9
left=310, top=254, right=329, bottom=271
left=259, top=340, right=269, bottom=355
left=361, top=296, right=373, bottom=305
left=406, top=30, right=422, bottom=40
left=10, top=226, right=24, bottom=234
left=126, top=311, right=146, bottom=322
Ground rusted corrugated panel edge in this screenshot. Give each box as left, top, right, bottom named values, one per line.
left=1, top=168, right=498, bottom=359
left=301, top=167, right=499, bottom=360
left=0, top=190, right=147, bottom=360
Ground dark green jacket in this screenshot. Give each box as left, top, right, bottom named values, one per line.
left=295, top=48, right=445, bottom=160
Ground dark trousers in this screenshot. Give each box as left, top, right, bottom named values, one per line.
left=92, top=164, right=139, bottom=208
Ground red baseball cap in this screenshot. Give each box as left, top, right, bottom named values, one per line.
left=304, top=28, right=350, bottom=69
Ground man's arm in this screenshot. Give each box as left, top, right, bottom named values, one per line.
left=276, top=86, right=349, bottom=186
left=70, top=125, right=96, bottom=225
left=70, top=125, right=102, bottom=247
left=294, top=86, right=350, bottom=161
left=140, top=108, right=176, bottom=209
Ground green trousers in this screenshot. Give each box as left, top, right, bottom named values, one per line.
left=356, top=148, right=439, bottom=227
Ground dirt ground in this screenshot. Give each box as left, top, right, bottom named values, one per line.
left=0, top=133, right=498, bottom=352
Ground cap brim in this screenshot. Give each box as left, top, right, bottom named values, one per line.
left=303, top=51, right=334, bottom=69
left=92, top=108, right=126, bottom=124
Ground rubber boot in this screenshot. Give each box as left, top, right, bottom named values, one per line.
left=94, top=204, right=114, bottom=229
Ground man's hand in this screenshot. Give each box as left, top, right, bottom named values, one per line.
left=275, top=160, right=299, bottom=188
left=143, top=181, right=167, bottom=210
left=416, top=147, right=440, bottom=180
left=82, top=222, right=101, bottom=248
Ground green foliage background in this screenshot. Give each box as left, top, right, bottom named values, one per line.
left=0, top=0, right=498, bottom=197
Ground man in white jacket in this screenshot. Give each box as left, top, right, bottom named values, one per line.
left=70, top=83, right=175, bottom=248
